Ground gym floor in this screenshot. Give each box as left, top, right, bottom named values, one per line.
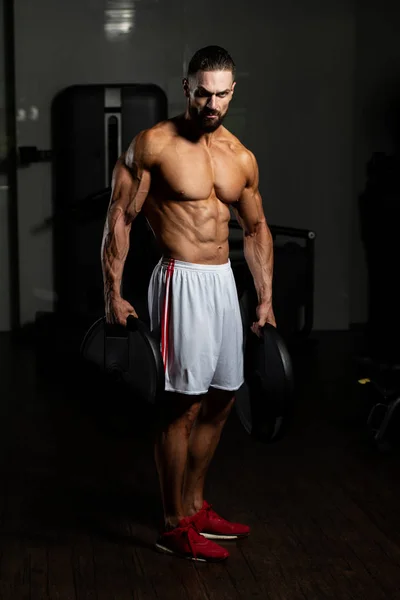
left=1, top=326, right=400, bottom=599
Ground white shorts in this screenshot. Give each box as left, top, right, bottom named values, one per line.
left=148, top=258, right=244, bottom=395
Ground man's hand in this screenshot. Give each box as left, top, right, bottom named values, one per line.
left=251, top=302, right=276, bottom=337
left=106, top=296, right=138, bottom=326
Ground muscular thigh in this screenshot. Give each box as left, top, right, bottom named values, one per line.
left=198, top=387, right=235, bottom=425
left=156, top=391, right=203, bottom=429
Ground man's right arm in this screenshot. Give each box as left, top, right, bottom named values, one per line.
left=101, top=130, right=153, bottom=324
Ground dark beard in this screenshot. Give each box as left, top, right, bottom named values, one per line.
left=189, top=105, right=226, bottom=133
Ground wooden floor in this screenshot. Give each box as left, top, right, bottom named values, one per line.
left=1, top=325, right=400, bottom=599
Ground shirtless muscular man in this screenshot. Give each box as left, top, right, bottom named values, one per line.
left=101, top=45, right=275, bottom=562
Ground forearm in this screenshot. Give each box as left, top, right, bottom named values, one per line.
left=243, top=219, right=274, bottom=307
left=101, top=208, right=131, bottom=304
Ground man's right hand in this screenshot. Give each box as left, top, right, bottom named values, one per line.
left=106, top=297, right=138, bottom=326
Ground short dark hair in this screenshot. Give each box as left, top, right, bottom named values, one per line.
left=187, top=46, right=236, bottom=80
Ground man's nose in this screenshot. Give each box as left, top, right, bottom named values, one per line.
left=207, top=95, right=218, bottom=110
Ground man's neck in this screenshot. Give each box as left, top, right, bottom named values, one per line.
left=180, top=112, right=220, bottom=146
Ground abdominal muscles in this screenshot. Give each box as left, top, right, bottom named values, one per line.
left=143, top=193, right=233, bottom=265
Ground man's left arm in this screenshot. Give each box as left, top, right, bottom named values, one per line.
left=232, top=150, right=276, bottom=334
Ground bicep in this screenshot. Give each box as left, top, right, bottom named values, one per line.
left=232, top=150, right=266, bottom=234
left=233, top=154, right=266, bottom=235
left=108, top=134, right=152, bottom=225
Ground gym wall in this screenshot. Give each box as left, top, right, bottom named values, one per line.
left=351, top=0, right=400, bottom=327
left=0, top=0, right=11, bottom=331
left=11, top=0, right=356, bottom=330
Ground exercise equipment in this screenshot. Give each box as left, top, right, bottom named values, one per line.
left=51, top=83, right=168, bottom=320
left=80, top=314, right=164, bottom=404
left=235, top=289, right=295, bottom=442
left=80, top=283, right=294, bottom=443
left=357, top=360, right=400, bottom=451
left=229, top=220, right=315, bottom=341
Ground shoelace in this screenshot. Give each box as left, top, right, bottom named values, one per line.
left=178, top=520, right=202, bottom=559
left=202, top=502, right=220, bottom=521
left=190, top=502, right=220, bottom=532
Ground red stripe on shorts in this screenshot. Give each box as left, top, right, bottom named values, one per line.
left=161, top=259, right=175, bottom=371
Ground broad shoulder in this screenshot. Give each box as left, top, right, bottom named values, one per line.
left=219, top=128, right=258, bottom=184
left=125, top=121, right=172, bottom=169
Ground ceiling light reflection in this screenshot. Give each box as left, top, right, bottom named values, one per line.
left=104, top=0, right=135, bottom=41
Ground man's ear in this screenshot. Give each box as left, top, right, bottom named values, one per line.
left=232, top=81, right=236, bottom=94
left=182, top=77, right=190, bottom=98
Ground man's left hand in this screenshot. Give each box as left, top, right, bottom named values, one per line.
left=251, top=302, right=276, bottom=337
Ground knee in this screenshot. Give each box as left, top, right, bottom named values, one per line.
left=156, top=393, right=202, bottom=435
left=198, top=390, right=235, bottom=426
left=181, top=402, right=203, bottom=434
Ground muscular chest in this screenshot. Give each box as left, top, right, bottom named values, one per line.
left=155, top=143, right=246, bottom=204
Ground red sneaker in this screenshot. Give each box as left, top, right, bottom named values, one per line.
left=190, top=501, right=250, bottom=540
left=154, top=517, right=229, bottom=562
